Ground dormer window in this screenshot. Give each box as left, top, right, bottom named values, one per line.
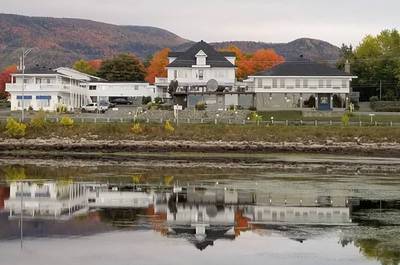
left=196, top=50, right=207, bottom=66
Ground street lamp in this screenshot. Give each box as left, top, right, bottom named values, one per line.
left=18, top=48, right=32, bottom=122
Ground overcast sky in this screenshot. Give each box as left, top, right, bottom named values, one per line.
left=2, top=0, right=399, bottom=46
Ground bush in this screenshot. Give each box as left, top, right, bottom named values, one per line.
left=248, top=106, right=257, bottom=111
left=60, top=116, right=74, bottom=126
left=304, top=95, right=316, bottom=108
left=333, top=94, right=343, bottom=108
left=30, top=111, right=47, bottom=129
left=131, top=123, right=144, bottom=135
left=5, top=118, right=26, bottom=138
left=341, top=113, right=350, bottom=126
left=369, top=96, right=379, bottom=102
left=228, top=105, right=235, bottom=111
left=195, top=101, right=206, bottom=111
left=249, top=112, right=262, bottom=122
left=142, top=96, right=152, bottom=105
left=57, top=105, right=68, bottom=113
left=154, top=97, right=163, bottom=104
left=164, top=120, right=175, bottom=134
left=371, top=101, right=400, bottom=112
left=147, top=102, right=159, bottom=110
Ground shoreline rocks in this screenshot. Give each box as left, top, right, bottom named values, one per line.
left=0, top=138, right=399, bottom=157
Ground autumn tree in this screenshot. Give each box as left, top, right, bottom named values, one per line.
left=72, top=59, right=101, bottom=75
left=0, top=65, right=17, bottom=99
left=145, top=48, right=170, bottom=84
left=97, top=54, right=146, bottom=82
left=219, top=46, right=284, bottom=80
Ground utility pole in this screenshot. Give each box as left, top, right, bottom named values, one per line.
left=19, top=48, right=32, bottom=122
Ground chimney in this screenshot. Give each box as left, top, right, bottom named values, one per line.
left=345, top=60, right=351, bottom=74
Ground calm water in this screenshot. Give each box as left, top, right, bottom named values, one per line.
left=0, top=155, right=399, bottom=265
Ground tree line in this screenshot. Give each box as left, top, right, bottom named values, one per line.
left=338, top=29, right=400, bottom=101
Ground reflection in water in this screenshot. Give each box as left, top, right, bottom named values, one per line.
left=0, top=178, right=399, bottom=265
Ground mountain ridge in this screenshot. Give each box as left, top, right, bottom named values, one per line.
left=0, top=13, right=341, bottom=70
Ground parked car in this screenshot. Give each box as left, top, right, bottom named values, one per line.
left=81, top=103, right=107, bottom=113
left=111, top=98, right=133, bottom=105
left=99, top=101, right=116, bottom=110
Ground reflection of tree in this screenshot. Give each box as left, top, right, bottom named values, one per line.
left=355, top=239, right=400, bottom=265
left=3, top=166, right=27, bottom=181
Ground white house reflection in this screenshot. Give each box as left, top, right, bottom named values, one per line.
left=3, top=180, right=354, bottom=250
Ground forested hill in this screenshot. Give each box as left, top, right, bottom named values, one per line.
left=0, top=13, right=341, bottom=69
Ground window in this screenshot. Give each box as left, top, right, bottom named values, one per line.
left=257, top=79, right=263, bottom=88
left=36, top=95, right=51, bottom=108
left=303, top=79, right=308, bottom=88
left=272, top=79, right=278, bottom=88
left=134, top=85, right=139, bottom=91
left=326, top=80, right=332, bottom=88
left=279, top=79, right=285, bottom=88
left=318, top=80, right=324, bottom=88
left=173, top=70, right=178, bottom=79
left=341, top=80, right=348, bottom=88
left=295, top=80, right=301, bottom=88
left=89, top=85, right=97, bottom=90
left=198, top=70, right=204, bottom=80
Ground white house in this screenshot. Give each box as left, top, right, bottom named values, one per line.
left=86, top=81, right=159, bottom=105
left=5, top=181, right=87, bottom=220
left=245, top=59, right=357, bottom=111
left=155, top=40, right=250, bottom=110
left=6, top=66, right=161, bottom=111
left=5, top=66, right=102, bottom=112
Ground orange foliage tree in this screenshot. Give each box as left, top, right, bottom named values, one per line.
left=220, top=46, right=284, bottom=80
left=145, top=48, right=171, bottom=84
left=0, top=65, right=18, bottom=99
left=88, top=59, right=102, bottom=72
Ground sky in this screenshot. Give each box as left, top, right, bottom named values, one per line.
left=2, top=0, right=400, bottom=46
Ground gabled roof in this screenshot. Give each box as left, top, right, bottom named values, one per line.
left=253, top=58, right=352, bottom=77
left=168, top=40, right=235, bottom=68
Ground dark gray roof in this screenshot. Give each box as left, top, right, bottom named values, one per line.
left=168, top=52, right=183, bottom=57
left=219, top=51, right=236, bottom=57
left=254, top=59, right=351, bottom=77
left=20, top=66, right=57, bottom=75
left=168, top=41, right=235, bottom=68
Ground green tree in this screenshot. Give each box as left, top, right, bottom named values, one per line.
left=73, top=59, right=97, bottom=76
left=97, top=54, right=146, bottom=82
left=338, top=29, right=400, bottom=101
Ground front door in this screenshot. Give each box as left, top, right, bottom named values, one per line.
left=318, top=94, right=331, bottom=111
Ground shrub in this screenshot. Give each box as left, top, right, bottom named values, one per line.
left=341, top=113, right=350, bottom=126
left=333, top=94, right=343, bottom=108
left=57, top=105, right=68, bottom=113
left=228, top=105, right=235, bottom=111
left=249, top=112, right=262, bottom=122
left=369, top=96, right=379, bottom=102
left=30, top=111, right=47, bottom=129
left=304, top=95, right=316, bottom=108
left=5, top=118, right=26, bottom=138
left=131, top=123, right=144, bottom=135
left=142, top=96, right=152, bottom=105
left=195, top=101, right=206, bottom=111
left=154, top=97, right=163, bottom=104
left=164, top=120, right=175, bottom=134
left=248, top=106, right=257, bottom=111
left=60, top=116, right=74, bottom=126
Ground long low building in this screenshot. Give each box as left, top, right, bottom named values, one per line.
left=6, top=67, right=163, bottom=112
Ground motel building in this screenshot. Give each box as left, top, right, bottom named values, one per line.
left=245, top=58, right=357, bottom=111
left=156, top=40, right=356, bottom=111
left=6, top=66, right=160, bottom=112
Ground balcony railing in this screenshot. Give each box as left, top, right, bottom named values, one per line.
left=6, top=84, right=80, bottom=92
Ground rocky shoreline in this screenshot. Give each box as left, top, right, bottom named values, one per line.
left=0, top=138, right=399, bottom=157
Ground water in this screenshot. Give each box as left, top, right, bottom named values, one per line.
left=0, top=154, right=399, bottom=265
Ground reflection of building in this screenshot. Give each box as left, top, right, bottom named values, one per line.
left=5, top=182, right=86, bottom=220
left=87, top=188, right=154, bottom=209
left=0, top=185, right=10, bottom=210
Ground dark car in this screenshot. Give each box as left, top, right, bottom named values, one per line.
left=111, top=98, right=133, bottom=105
